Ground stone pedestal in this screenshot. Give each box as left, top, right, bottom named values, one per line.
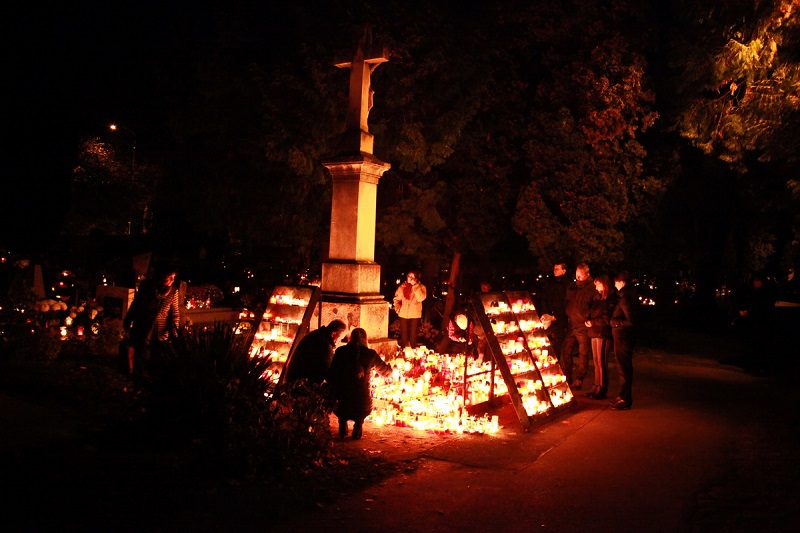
left=321, top=152, right=396, bottom=357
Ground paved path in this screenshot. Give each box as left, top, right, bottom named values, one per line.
left=274, top=348, right=800, bottom=532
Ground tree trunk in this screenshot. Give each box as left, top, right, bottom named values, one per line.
left=440, top=251, right=462, bottom=333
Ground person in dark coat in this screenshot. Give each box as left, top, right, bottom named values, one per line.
left=327, top=328, right=392, bottom=440
left=609, top=271, right=638, bottom=410
left=123, top=264, right=182, bottom=376
left=561, top=263, right=596, bottom=390
left=735, top=273, right=777, bottom=374
left=283, top=320, right=347, bottom=385
left=584, top=275, right=617, bottom=400
left=538, top=262, right=569, bottom=372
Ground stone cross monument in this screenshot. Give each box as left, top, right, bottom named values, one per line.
left=319, top=27, right=395, bottom=356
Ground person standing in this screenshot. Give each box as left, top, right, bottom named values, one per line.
left=561, top=263, right=596, bottom=390
left=284, top=319, right=347, bottom=385
left=584, top=275, right=616, bottom=400
left=735, top=273, right=777, bottom=375
left=123, top=264, right=182, bottom=377
left=393, top=271, right=427, bottom=349
left=609, top=271, right=638, bottom=410
left=327, top=328, right=393, bottom=440
left=538, top=262, right=569, bottom=376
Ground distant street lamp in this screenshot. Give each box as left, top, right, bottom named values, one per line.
left=108, top=123, right=136, bottom=171
left=109, top=123, right=145, bottom=234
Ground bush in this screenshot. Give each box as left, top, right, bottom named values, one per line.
left=136, top=322, right=334, bottom=478
left=87, top=318, right=125, bottom=358
left=12, top=326, right=63, bottom=360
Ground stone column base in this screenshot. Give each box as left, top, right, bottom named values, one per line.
left=321, top=294, right=389, bottom=339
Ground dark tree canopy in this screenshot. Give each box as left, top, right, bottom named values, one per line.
left=25, top=0, right=798, bottom=290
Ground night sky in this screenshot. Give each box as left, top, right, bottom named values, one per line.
left=8, top=2, right=296, bottom=252
left=9, top=3, right=168, bottom=249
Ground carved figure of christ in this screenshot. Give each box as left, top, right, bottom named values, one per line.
left=335, top=44, right=388, bottom=133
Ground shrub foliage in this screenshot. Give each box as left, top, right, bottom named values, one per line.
left=138, top=322, right=334, bottom=477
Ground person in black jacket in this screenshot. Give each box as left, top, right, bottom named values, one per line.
left=609, top=271, right=638, bottom=410
left=584, top=275, right=617, bottom=400
left=734, top=273, right=777, bottom=375
left=561, top=263, right=596, bottom=389
left=538, top=262, right=569, bottom=373
left=284, top=320, right=347, bottom=385
left=327, top=328, right=393, bottom=440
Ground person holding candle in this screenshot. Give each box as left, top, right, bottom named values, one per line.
left=393, top=271, right=427, bottom=349
left=584, top=274, right=617, bottom=400
left=609, top=271, right=638, bottom=410
left=327, top=328, right=393, bottom=440
left=561, top=263, right=596, bottom=390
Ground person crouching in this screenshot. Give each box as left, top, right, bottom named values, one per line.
left=327, top=328, right=392, bottom=440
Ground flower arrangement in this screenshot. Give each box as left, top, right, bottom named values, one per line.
left=34, top=299, right=68, bottom=326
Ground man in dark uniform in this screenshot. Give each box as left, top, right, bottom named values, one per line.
left=284, top=319, right=347, bottom=385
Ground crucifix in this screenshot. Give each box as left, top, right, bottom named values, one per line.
left=334, top=27, right=389, bottom=150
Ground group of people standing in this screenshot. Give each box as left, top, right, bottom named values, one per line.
left=538, top=262, right=637, bottom=410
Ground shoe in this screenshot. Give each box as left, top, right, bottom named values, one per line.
left=571, top=379, right=583, bottom=390
left=586, top=391, right=606, bottom=400
left=610, top=398, right=631, bottom=410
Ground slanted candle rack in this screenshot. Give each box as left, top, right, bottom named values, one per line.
left=471, top=290, right=576, bottom=431
left=248, top=285, right=321, bottom=384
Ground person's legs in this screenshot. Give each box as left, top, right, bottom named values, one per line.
left=612, top=331, right=634, bottom=406
left=574, top=329, right=591, bottom=386
left=408, top=317, right=420, bottom=348
left=352, top=418, right=364, bottom=440
left=560, top=334, right=576, bottom=385
left=598, top=338, right=610, bottom=397
left=590, top=337, right=603, bottom=394
left=399, top=318, right=410, bottom=348
left=546, top=323, right=566, bottom=365
left=132, top=344, right=152, bottom=383
left=338, top=417, right=348, bottom=438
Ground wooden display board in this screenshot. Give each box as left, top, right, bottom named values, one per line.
left=471, top=290, right=575, bottom=430
left=248, top=285, right=321, bottom=384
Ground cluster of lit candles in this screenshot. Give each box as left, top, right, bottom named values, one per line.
left=248, top=292, right=311, bottom=377
left=365, top=342, right=572, bottom=433
left=268, top=294, right=309, bottom=307
left=367, top=348, right=502, bottom=434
